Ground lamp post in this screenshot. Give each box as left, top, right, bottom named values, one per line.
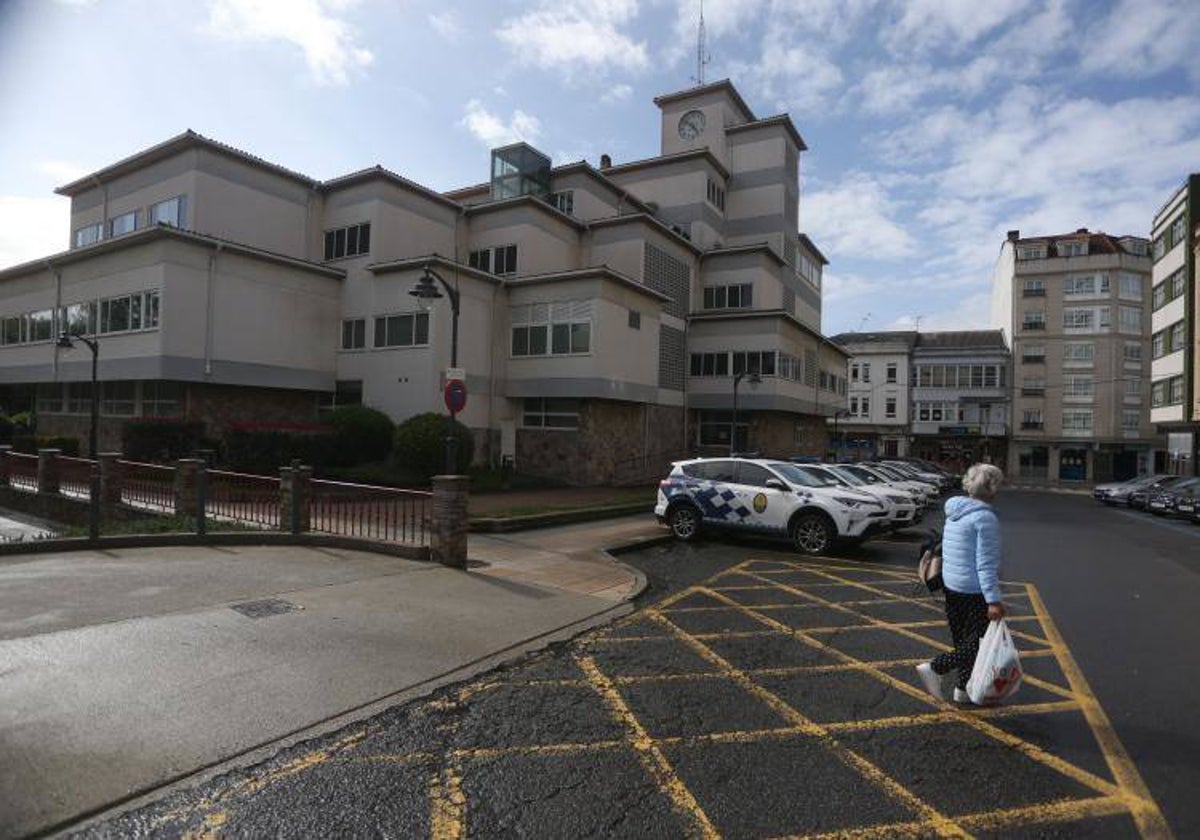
left=409, top=266, right=461, bottom=475
left=831, top=408, right=850, bottom=462
left=57, top=331, right=99, bottom=458
left=730, top=370, right=761, bottom=456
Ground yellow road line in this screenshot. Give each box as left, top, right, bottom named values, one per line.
left=647, top=609, right=971, bottom=838
left=957, top=794, right=1134, bottom=832
left=429, top=764, right=466, bottom=840
left=577, top=655, right=721, bottom=839
left=453, top=740, right=626, bottom=761
left=1028, top=584, right=1174, bottom=839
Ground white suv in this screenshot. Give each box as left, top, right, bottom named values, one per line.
left=790, top=463, right=921, bottom=529
left=655, top=457, right=890, bottom=555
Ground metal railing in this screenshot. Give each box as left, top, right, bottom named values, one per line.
left=309, top=479, right=431, bottom=545
left=6, top=453, right=38, bottom=492
left=119, top=460, right=176, bottom=513
left=206, top=469, right=281, bottom=530
left=58, top=456, right=96, bottom=500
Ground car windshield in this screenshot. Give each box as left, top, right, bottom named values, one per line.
left=828, top=466, right=867, bottom=486
left=797, top=466, right=844, bottom=488
left=871, top=465, right=906, bottom=480
left=846, top=465, right=883, bottom=483
left=768, top=462, right=827, bottom=488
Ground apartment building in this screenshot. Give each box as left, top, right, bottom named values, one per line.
left=1150, top=175, right=1198, bottom=475
left=828, top=331, right=917, bottom=459
left=0, top=80, right=845, bottom=483
left=909, top=331, right=1010, bottom=471
left=992, top=229, right=1155, bottom=484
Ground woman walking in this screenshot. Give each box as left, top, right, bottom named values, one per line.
left=917, top=463, right=1005, bottom=703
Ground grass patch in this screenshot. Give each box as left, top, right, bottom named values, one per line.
left=57, top=515, right=263, bottom=538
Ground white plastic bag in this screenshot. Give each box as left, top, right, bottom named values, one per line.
left=966, top=619, right=1023, bottom=705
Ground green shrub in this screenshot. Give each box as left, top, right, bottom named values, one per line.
left=392, top=413, right=473, bottom=481
left=122, top=418, right=207, bottom=462
left=0, top=416, right=12, bottom=444
left=223, top=426, right=338, bottom=474
left=12, top=434, right=80, bottom=456
left=327, top=405, right=394, bottom=466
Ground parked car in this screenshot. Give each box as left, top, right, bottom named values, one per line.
left=864, top=463, right=940, bottom=499
left=1093, top=474, right=1164, bottom=506
left=788, top=463, right=921, bottom=529
left=1130, top=476, right=1189, bottom=511
left=1149, top=477, right=1200, bottom=518
left=838, top=463, right=933, bottom=507
left=880, top=460, right=954, bottom=492
left=655, top=457, right=890, bottom=554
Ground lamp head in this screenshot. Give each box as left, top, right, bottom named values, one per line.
left=408, top=270, right=444, bottom=313
left=57, top=332, right=74, bottom=349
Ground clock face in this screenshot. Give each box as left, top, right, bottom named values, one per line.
left=678, top=109, right=706, bottom=140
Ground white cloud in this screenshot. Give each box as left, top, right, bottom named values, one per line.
left=428, top=10, right=462, bottom=42
left=460, top=100, right=543, bottom=148
left=885, top=291, right=993, bottom=332
left=802, top=174, right=917, bottom=260
left=881, top=0, right=1033, bottom=55
left=0, top=196, right=70, bottom=269
left=497, top=0, right=648, bottom=78
left=601, top=83, right=633, bottom=104
left=1082, top=0, right=1200, bottom=80
left=203, top=0, right=373, bottom=86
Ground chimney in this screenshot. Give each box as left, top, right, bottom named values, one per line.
left=1075, top=227, right=1088, bottom=234
left=1006, top=230, right=1020, bottom=241
left=600, top=153, right=612, bottom=169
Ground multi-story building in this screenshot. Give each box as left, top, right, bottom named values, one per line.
left=0, top=79, right=845, bottom=483
left=909, top=331, right=1010, bottom=472
left=992, top=229, right=1155, bottom=484
left=1150, top=175, right=1198, bottom=475
left=828, top=331, right=917, bottom=459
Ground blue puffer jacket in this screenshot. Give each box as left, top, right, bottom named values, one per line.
left=941, top=495, right=1002, bottom=603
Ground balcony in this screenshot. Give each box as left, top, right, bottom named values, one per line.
left=1020, top=421, right=1045, bottom=430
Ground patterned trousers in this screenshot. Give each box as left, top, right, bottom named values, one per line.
left=931, top=589, right=990, bottom=690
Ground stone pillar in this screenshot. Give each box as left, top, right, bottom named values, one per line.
left=0, top=444, right=10, bottom=487
left=430, top=475, right=469, bottom=569
left=98, top=453, right=123, bottom=507
left=37, top=448, right=61, bottom=495
left=280, top=464, right=312, bottom=534
left=175, top=458, right=204, bottom=518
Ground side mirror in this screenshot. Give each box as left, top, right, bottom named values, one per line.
left=765, top=478, right=787, bottom=491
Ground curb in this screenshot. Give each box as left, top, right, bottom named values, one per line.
left=469, top=501, right=651, bottom=532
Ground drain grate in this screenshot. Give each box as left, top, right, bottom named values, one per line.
left=231, top=598, right=302, bottom=619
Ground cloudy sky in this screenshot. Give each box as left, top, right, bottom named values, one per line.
left=1, top=0, right=1197, bottom=335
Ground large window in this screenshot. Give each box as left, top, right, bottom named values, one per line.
left=323, top=222, right=371, bottom=260
left=1122, top=410, right=1141, bottom=432
left=885, top=397, right=896, bottom=418
left=1124, top=342, right=1142, bottom=364
left=523, top=397, right=580, bottom=429
left=702, top=283, right=752, bottom=309
left=1118, top=273, right=1142, bottom=301
left=550, top=190, right=574, bottom=215
left=1063, top=273, right=1107, bottom=296
left=511, top=301, right=591, bottom=357
left=469, top=244, right=518, bottom=275
left=1152, top=376, right=1184, bottom=407
left=373, top=312, right=430, bottom=347
left=706, top=178, right=726, bottom=210
left=108, top=210, right=138, bottom=237
left=98, top=290, right=159, bottom=334
left=1063, top=308, right=1093, bottom=330
left=149, top=195, right=187, bottom=227
left=1062, top=409, right=1093, bottom=433
left=912, top=363, right=1006, bottom=389
left=341, top=318, right=366, bottom=350
left=1063, top=375, right=1094, bottom=401
left=101, top=382, right=137, bottom=416
left=1062, top=342, right=1093, bottom=366
left=74, top=223, right=102, bottom=248
left=886, top=362, right=897, bottom=383
left=1118, top=306, right=1141, bottom=334
left=142, top=381, right=181, bottom=416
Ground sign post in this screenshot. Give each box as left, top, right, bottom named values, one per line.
left=443, top=373, right=468, bottom=474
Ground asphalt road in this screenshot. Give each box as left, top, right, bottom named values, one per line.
left=67, top=490, right=1195, bottom=838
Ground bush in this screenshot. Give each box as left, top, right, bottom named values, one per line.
left=392, top=413, right=474, bottom=481
left=223, top=425, right=338, bottom=474
left=0, top=416, right=11, bottom=445
left=326, top=405, right=394, bottom=466
left=12, top=434, right=80, bottom=457
left=122, top=418, right=207, bottom=462
left=0, top=412, right=33, bottom=444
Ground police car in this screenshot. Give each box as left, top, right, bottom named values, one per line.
left=654, top=457, right=890, bottom=555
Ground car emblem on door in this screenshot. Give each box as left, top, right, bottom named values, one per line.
left=753, top=493, right=768, bottom=513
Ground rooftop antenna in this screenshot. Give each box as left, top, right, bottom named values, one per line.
left=914, top=315, right=923, bottom=332
left=857, top=312, right=871, bottom=331
left=692, top=0, right=710, bottom=86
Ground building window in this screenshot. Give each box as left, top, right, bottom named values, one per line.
left=1125, top=377, right=1142, bottom=401
left=1064, top=273, right=1108, bottom=296
left=1169, top=376, right=1184, bottom=405
left=469, top=244, right=517, bottom=275
left=1118, top=306, right=1141, bottom=334
left=323, top=222, right=371, bottom=260
left=1063, top=375, right=1094, bottom=401
left=1122, top=410, right=1141, bottom=432
left=341, top=318, right=366, bottom=350
left=1118, top=273, right=1142, bottom=301
left=628, top=309, right=640, bottom=329
left=690, top=352, right=729, bottom=376
left=101, top=381, right=137, bottom=416
left=149, top=195, right=187, bottom=228
left=523, top=397, right=580, bottom=429
left=1170, top=215, right=1186, bottom=247
left=1021, top=410, right=1044, bottom=430
left=1022, top=344, right=1046, bottom=363
left=142, top=381, right=182, bottom=416
left=1062, top=409, right=1093, bottom=433
left=706, top=178, right=725, bottom=210
left=850, top=363, right=859, bottom=382
left=1152, top=236, right=1166, bottom=261
left=1022, top=279, right=1045, bottom=297
left=1124, top=342, right=1142, bottom=363
left=731, top=351, right=776, bottom=376
left=1022, top=311, right=1046, bottom=330
left=1170, top=321, right=1186, bottom=353
left=108, top=210, right=138, bottom=237
left=1063, top=308, right=1093, bottom=331
left=550, top=190, right=574, bottom=215
left=72, top=289, right=160, bottom=336
left=1021, top=376, right=1046, bottom=395
left=1057, top=240, right=1088, bottom=257
left=702, top=283, right=753, bottom=309
left=1152, top=330, right=1166, bottom=358
left=511, top=301, right=591, bottom=357
left=373, top=312, right=430, bottom=348
left=861, top=362, right=871, bottom=383
left=886, top=362, right=897, bottom=383
left=74, top=223, right=102, bottom=248
left=1016, top=245, right=1046, bottom=260
left=65, top=382, right=94, bottom=414
left=885, top=397, right=896, bottom=418
left=1062, top=342, right=1093, bottom=366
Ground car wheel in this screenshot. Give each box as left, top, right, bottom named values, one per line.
left=667, top=504, right=701, bottom=541
left=791, top=512, right=835, bottom=555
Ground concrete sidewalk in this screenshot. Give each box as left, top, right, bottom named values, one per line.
left=0, top=515, right=664, bottom=839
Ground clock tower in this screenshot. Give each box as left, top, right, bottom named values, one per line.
left=654, top=79, right=756, bottom=170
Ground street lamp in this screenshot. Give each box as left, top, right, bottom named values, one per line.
left=730, top=370, right=761, bottom=456
left=831, top=408, right=850, bottom=462
left=57, top=331, right=99, bottom=458
left=409, top=266, right=461, bottom=475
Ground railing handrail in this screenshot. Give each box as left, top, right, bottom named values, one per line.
left=5, top=452, right=39, bottom=461
left=59, top=455, right=97, bottom=465
left=310, top=477, right=432, bottom=497
left=117, top=459, right=176, bottom=471
left=208, top=468, right=282, bottom=484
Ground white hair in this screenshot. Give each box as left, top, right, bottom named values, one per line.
left=963, top=463, right=1004, bottom=499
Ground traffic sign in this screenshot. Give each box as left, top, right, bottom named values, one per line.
left=444, top=378, right=468, bottom=414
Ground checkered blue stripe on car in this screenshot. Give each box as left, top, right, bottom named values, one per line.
left=665, top=480, right=752, bottom=521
